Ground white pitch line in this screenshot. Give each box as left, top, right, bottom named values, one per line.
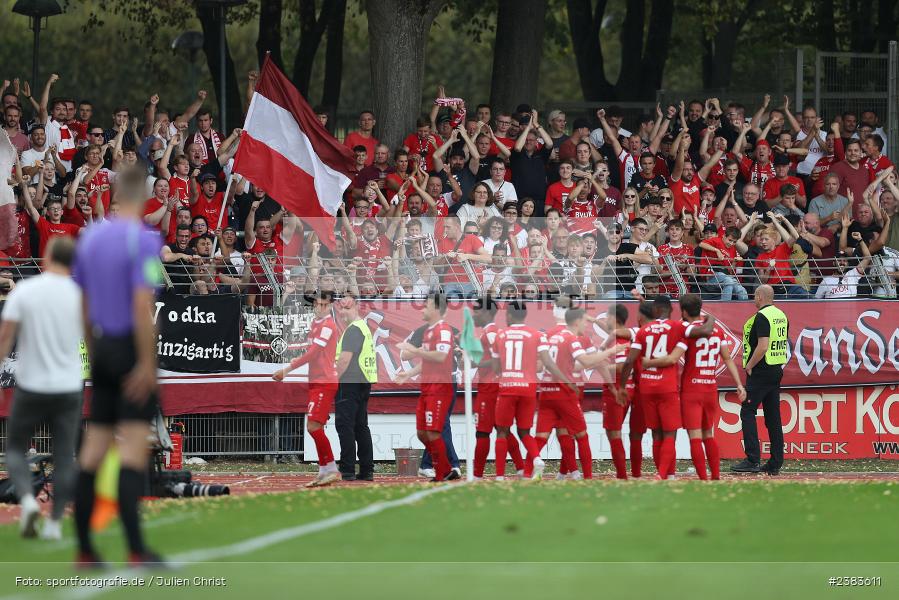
left=47, top=483, right=459, bottom=600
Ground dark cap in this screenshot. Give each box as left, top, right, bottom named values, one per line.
left=773, top=154, right=791, bottom=166
left=703, top=223, right=719, bottom=233
left=198, top=173, right=217, bottom=183
left=449, top=148, right=466, bottom=159
left=572, top=117, right=591, bottom=131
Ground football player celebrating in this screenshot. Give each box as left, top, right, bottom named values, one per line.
left=641, top=294, right=745, bottom=480
left=273, top=291, right=340, bottom=487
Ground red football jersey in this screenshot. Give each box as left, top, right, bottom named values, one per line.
left=658, top=242, right=694, bottom=297
left=169, top=176, right=191, bottom=204
left=192, top=192, right=225, bottom=229
left=492, top=324, right=548, bottom=394
left=615, top=328, right=638, bottom=391
left=631, top=319, right=688, bottom=394
left=539, top=323, right=566, bottom=387
left=420, top=320, right=455, bottom=390
left=477, top=322, right=499, bottom=384
left=680, top=320, right=730, bottom=394
left=542, top=328, right=586, bottom=396
left=306, top=316, right=338, bottom=383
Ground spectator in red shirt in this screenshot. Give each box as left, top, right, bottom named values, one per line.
left=755, top=213, right=810, bottom=298
left=403, top=117, right=441, bottom=172
left=436, top=216, right=491, bottom=297
left=697, top=225, right=748, bottom=300
left=192, top=173, right=225, bottom=230
left=657, top=219, right=694, bottom=297
left=809, top=122, right=846, bottom=197
left=830, top=139, right=875, bottom=209
left=863, top=134, right=893, bottom=176
left=545, top=160, right=576, bottom=214
left=22, top=195, right=81, bottom=257
left=343, top=110, right=377, bottom=165
left=763, top=154, right=806, bottom=208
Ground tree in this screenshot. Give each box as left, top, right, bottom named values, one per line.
left=321, top=0, right=348, bottom=114
left=256, top=0, right=284, bottom=70
left=567, top=0, right=616, bottom=101
left=489, top=0, right=548, bottom=110
left=366, top=0, right=447, bottom=150
left=197, top=3, right=244, bottom=131
left=292, top=0, right=345, bottom=99
left=698, top=1, right=764, bottom=90
left=565, top=0, right=674, bottom=101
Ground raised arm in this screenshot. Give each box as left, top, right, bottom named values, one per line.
left=770, top=212, right=797, bottom=246
left=38, top=73, right=58, bottom=124
left=597, top=109, right=623, bottom=157
left=782, top=95, right=801, bottom=133
left=648, top=106, right=674, bottom=155
left=750, top=94, right=771, bottom=137
left=487, top=125, right=511, bottom=158
left=174, top=90, right=207, bottom=130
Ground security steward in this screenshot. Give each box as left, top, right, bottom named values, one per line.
left=335, top=294, right=377, bottom=481
left=732, top=284, right=789, bottom=475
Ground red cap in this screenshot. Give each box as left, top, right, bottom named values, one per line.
left=755, top=140, right=770, bottom=149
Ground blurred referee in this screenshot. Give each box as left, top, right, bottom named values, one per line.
left=732, top=284, right=789, bottom=476
left=72, top=168, right=165, bottom=567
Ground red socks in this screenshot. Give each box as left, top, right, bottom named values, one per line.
left=658, top=438, right=675, bottom=479
left=494, top=437, right=508, bottom=477
left=535, top=436, right=549, bottom=454
left=575, top=435, right=593, bottom=479
left=703, top=437, right=721, bottom=480
left=430, top=438, right=450, bottom=480
left=520, top=434, right=539, bottom=478
left=652, top=438, right=662, bottom=472
left=558, top=434, right=576, bottom=475
left=309, top=428, right=333, bottom=466
left=629, top=437, right=643, bottom=478
left=689, top=438, right=708, bottom=480
left=474, top=436, right=490, bottom=478
left=507, top=436, right=524, bottom=471
left=609, top=437, right=627, bottom=479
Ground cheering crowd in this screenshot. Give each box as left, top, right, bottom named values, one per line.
left=2, top=74, right=898, bottom=302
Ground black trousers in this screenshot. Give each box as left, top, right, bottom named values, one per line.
left=741, top=370, right=785, bottom=468
left=335, top=382, right=374, bottom=476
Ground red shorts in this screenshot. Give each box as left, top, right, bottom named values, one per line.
left=475, top=383, right=499, bottom=433
left=536, top=392, right=587, bottom=435
left=602, top=386, right=645, bottom=433
left=681, top=391, right=719, bottom=431
left=307, top=384, right=338, bottom=424
left=495, top=390, right=537, bottom=430
left=640, top=391, right=681, bottom=431
left=416, top=384, right=453, bottom=432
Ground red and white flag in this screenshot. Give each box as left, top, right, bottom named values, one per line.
left=233, top=56, right=354, bottom=250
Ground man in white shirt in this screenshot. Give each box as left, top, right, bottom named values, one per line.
left=481, top=157, right=518, bottom=205
left=794, top=106, right=827, bottom=176
left=628, top=217, right=661, bottom=292
left=815, top=242, right=872, bottom=298
left=0, top=237, right=83, bottom=540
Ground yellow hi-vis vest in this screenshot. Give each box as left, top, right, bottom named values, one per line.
left=743, top=305, right=789, bottom=368
left=336, top=319, right=378, bottom=383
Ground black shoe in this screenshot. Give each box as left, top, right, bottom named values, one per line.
left=762, top=463, right=781, bottom=476
left=730, top=459, right=761, bottom=473
left=341, top=473, right=356, bottom=481
left=128, top=550, right=167, bottom=569
left=356, top=472, right=374, bottom=481
left=445, top=468, right=462, bottom=481
left=75, top=551, right=106, bottom=571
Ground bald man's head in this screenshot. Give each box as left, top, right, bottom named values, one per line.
left=755, top=284, right=774, bottom=307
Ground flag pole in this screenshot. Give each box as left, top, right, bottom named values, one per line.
left=210, top=173, right=236, bottom=258
left=463, top=349, right=474, bottom=482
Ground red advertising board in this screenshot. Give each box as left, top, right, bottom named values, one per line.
left=715, top=385, right=899, bottom=459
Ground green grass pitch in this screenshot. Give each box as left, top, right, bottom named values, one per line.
left=0, top=480, right=897, bottom=599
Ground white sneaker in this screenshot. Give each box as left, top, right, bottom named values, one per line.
left=39, top=518, right=62, bottom=541
left=516, top=469, right=525, bottom=477
left=567, top=470, right=583, bottom=481
left=555, top=472, right=567, bottom=481
left=495, top=476, right=506, bottom=481
left=19, top=495, right=40, bottom=538
left=417, top=468, right=436, bottom=478
left=531, top=457, right=545, bottom=480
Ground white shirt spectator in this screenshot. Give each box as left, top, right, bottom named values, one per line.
left=0, top=272, right=83, bottom=393
left=795, top=129, right=827, bottom=176
left=634, top=240, right=660, bottom=291
left=481, top=179, right=519, bottom=204
left=455, top=203, right=500, bottom=228
left=20, top=147, right=47, bottom=184
left=815, top=267, right=864, bottom=298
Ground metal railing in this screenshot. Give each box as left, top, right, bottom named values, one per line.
left=3, top=235, right=896, bottom=302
